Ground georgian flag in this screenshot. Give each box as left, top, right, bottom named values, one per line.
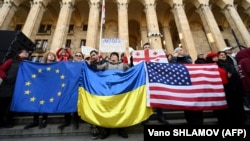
left=132, top=49, right=168, bottom=65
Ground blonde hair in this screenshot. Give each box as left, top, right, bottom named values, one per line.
left=42, top=52, right=57, bottom=63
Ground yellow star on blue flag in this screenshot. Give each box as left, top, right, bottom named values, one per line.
left=10, top=61, right=83, bottom=113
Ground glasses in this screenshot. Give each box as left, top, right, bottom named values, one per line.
left=75, top=54, right=82, bottom=57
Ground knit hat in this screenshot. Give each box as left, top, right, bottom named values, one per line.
left=174, top=47, right=182, bottom=53
left=223, top=47, right=233, bottom=51
left=110, top=52, right=119, bottom=59
left=206, top=52, right=218, bottom=59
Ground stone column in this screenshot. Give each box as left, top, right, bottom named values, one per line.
left=117, top=0, right=129, bottom=55
left=195, top=0, right=226, bottom=51
left=50, top=0, right=75, bottom=53
left=0, top=0, right=17, bottom=30
left=221, top=3, right=250, bottom=47
left=85, top=0, right=101, bottom=50
left=241, top=0, right=250, bottom=16
left=244, top=7, right=250, bottom=17
left=144, top=0, right=162, bottom=49
left=170, top=0, right=197, bottom=60
left=22, top=0, right=49, bottom=40
left=162, top=26, right=174, bottom=54
left=140, top=26, right=148, bottom=49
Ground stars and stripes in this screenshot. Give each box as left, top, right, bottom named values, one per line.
left=146, top=62, right=228, bottom=111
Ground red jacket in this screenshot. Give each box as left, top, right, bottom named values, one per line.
left=56, top=48, right=72, bottom=61
left=122, top=56, right=128, bottom=64
left=0, top=58, right=13, bottom=79
left=218, top=67, right=228, bottom=85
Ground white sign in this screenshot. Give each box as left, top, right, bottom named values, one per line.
left=81, top=46, right=96, bottom=55
left=99, top=38, right=125, bottom=52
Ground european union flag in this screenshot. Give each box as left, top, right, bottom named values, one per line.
left=10, top=61, right=83, bottom=113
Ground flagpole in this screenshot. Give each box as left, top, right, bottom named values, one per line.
left=99, top=0, right=105, bottom=53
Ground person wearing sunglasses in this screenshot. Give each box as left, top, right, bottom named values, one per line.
left=74, top=52, right=84, bottom=62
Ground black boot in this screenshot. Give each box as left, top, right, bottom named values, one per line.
left=157, top=116, right=169, bottom=124
left=39, top=113, right=48, bottom=129
left=24, top=120, right=39, bottom=129
left=118, top=128, right=128, bottom=138
left=91, top=125, right=99, bottom=139
left=73, top=112, right=79, bottom=129
left=100, top=127, right=110, bottom=139
left=73, top=121, right=79, bottom=129
left=39, top=120, right=47, bottom=129
left=58, top=113, right=71, bottom=130
left=58, top=122, right=70, bottom=130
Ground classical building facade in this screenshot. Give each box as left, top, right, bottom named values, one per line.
left=0, top=0, right=249, bottom=61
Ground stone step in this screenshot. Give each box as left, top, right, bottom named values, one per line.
left=11, top=110, right=216, bottom=125
left=1, top=110, right=249, bottom=137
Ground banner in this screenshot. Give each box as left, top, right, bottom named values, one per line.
left=99, top=38, right=125, bottom=53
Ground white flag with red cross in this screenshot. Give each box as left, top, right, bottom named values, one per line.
left=132, top=49, right=168, bottom=65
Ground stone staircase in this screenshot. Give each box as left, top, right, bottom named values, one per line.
left=0, top=110, right=249, bottom=138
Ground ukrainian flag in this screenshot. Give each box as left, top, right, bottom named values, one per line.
left=78, top=62, right=153, bottom=128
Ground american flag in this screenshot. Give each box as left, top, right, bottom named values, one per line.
left=132, top=49, right=168, bottom=65
left=146, top=62, right=228, bottom=111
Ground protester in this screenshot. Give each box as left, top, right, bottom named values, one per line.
left=169, top=47, right=204, bottom=125
left=217, top=51, right=246, bottom=125
left=140, top=43, right=169, bottom=124
left=68, top=52, right=85, bottom=129
left=205, top=52, right=231, bottom=125
left=56, top=47, right=72, bottom=61
left=73, top=52, right=84, bottom=62
left=0, top=48, right=30, bottom=128
left=194, top=53, right=206, bottom=64
left=88, top=50, right=107, bottom=140
left=223, top=47, right=238, bottom=71
left=120, top=52, right=128, bottom=64
left=235, top=48, right=250, bottom=110
left=23, top=52, right=57, bottom=129
left=57, top=48, right=75, bottom=130
left=93, top=52, right=130, bottom=139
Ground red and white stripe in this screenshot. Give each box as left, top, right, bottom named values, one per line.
left=147, top=64, right=228, bottom=111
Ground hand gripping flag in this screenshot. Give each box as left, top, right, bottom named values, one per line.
left=78, top=62, right=153, bottom=128
left=146, top=62, right=228, bottom=111
left=10, top=61, right=83, bottom=113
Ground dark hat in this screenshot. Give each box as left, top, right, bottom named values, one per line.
left=206, top=52, right=218, bottom=59
left=110, top=52, right=119, bottom=59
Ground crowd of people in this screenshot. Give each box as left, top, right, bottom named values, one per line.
left=0, top=43, right=250, bottom=140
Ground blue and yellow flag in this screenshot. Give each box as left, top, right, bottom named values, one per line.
left=10, top=61, right=83, bottom=113
left=78, top=62, right=153, bottom=128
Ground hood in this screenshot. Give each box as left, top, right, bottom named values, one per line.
left=235, top=48, right=250, bottom=62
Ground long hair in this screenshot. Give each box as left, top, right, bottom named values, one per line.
left=42, top=52, right=57, bottom=63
